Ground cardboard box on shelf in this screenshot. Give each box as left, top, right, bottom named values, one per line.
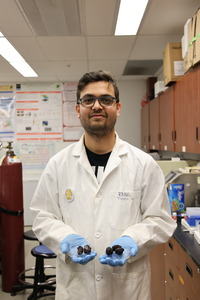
left=163, top=42, right=184, bottom=86
left=187, top=14, right=196, bottom=71
left=193, top=8, right=200, bottom=66
left=183, top=8, right=200, bottom=72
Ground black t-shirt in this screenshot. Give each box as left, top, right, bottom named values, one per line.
left=85, top=146, right=111, bottom=181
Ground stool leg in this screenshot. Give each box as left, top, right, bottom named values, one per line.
left=27, top=256, right=45, bottom=300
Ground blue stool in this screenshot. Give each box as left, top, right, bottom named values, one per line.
left=27, top=245, right=56, bottom=300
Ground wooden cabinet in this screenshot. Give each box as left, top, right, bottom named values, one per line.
left=141, top=103, right=149, bottom=151
left=141, top=87, right=175, bottom=152
left=149, top=97, right=160, bottom=150
left=175, top=66, right=200, bottom=153
left=148, top=244, right=165, bottom=300
left=179, top=244, right=200, bottom=299
left=149, top=236, right=200, bottom=300
left=164, top=237, right=180, bottom=299
left=159, top=85, right=175, bottom=151
left=141, top=64, right=200, bottom=154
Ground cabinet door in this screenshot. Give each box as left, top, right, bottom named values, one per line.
left=174, top=73, right=189, bottom=152
left=164, top=237, right=179, bottom=269
left=175, top=67, right=200, bottom=153
left=149, top=97, right=160, bottom=150
left=196, top=65, right=200, bottom=153
left=179, top=245, right=200, bottom=296
left=159, top=85, right=175, bottom=151
left=141, top=104, right=149, bottom=151
left=148, top=244, right=165, bottom=300
left=180, top=281, right=199, bottom=300
left=164, top=257, right=180, bottom=299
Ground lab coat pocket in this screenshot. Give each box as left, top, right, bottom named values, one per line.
left=109, top=190, right=141, bottom=230
left=111, top=267, right=151, bottom=300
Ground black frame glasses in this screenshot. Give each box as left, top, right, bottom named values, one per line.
left=78, top=95, right=118, bottom=108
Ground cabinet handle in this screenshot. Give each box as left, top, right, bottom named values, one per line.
left=186, top=263, right=193, bottom=277
left=196, top=127, right=198, bottom=140
left=172, top=130, right=176, bottom=141
left=168, top=240, right=173, bottom=251
left=169, top=268, right=174, bottom=281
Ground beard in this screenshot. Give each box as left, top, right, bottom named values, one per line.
left=79, top=113, right=117, bottom=138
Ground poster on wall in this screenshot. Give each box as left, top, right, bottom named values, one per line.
left=15, top=83, right=63, bottom=141
left=62, top=82, right=83, bottom=141
left=14, top=141, right=56, bottom=171
left=0, top=85, right=15, bottom=141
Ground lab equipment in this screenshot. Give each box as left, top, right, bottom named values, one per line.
left=166, top=171, right=200, bottom=208
left=0, top=141, right=24, bottom=292
left=185, top=207, right=200, bottom=226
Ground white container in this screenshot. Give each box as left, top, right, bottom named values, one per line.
left=186, top=207, right=200, bottom=226
left=186, top=207, right=200, bottom=216
left=154, top=81, right=167, bottom=97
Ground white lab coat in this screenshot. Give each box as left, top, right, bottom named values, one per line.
left=30, top=134, right=176, bottom=300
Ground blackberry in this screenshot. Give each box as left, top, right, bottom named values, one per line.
left=106, top=247, right=113, bottom=255
left=115, top=247, right=124, bottom=255
left=112, top=244, right=122, bottom=251
left=84, top=245, right=91, bottom=254
left=77, top=246, right=84, bottom=255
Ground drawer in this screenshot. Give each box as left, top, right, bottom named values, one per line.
left=165, top=285, right=179, bottom=300
left=179, top=246, right=200, bottom=295
left=165, top=256, right=180, bottom=296
left=165, top=237, right=179, bottom=268
left=180, top=281, right=199, bottom=300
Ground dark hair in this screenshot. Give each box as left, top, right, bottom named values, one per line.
left=76, top=70, right=119, bottom=103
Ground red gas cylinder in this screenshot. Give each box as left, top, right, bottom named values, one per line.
left=0, top=142, right=25, bottom=292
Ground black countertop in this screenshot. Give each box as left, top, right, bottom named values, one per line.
left=173, top=221, right=200, bottom=268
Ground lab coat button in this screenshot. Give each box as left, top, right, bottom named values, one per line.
left=96, top=192, right=102, bottom=198
left=96, top=274, right=102, bottom=281
left=95, top=232, right=101, bottom=238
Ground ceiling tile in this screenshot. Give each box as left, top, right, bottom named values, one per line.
left=50, top=60, right=88, bottom=76
left=87, top=36, right=135, bottom=60
left=0, top=0, right=199, bottom=82
left=140, top=0, right=200, bottom=35
left=130, top=35, right=182, bottom=60
left=89, top=60, right=126, bottom=78
left=0, top=1, right=33, bottom=36
left=37, top=37, right=87, bottom=60
left=9, top=37, right=47, bottom=60
left=28, top=61, right=56, bottom=76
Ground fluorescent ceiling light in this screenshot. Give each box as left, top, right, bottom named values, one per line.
left=0, top=32, right=38, bottom=77
left=10, top=61, right=38, bottom=77
left=115, top=0, right=149, bottom=35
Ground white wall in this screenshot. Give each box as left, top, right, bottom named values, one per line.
left=116, top=79, right=146, bottom=147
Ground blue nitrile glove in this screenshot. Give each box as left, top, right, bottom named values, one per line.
left=61, top=234, right=97, bottom=265
left=99, top=236, right=138, bottom=267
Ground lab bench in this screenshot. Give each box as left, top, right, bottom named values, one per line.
left=149, top=221, right=200, bottom=300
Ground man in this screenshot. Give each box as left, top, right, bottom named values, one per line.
left=30, top=70, right=176, bottom=300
